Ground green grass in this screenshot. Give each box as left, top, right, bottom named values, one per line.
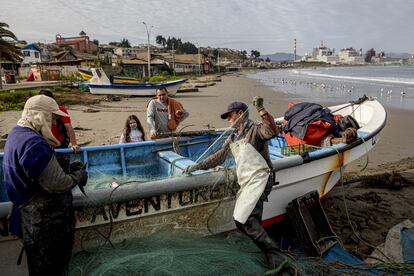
left=0, top=89, right=38, bottom=111
left=0, top=88, right=67, bottom=111
left=148, top=75, right=183, bottom=82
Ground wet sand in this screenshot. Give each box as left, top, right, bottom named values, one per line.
left=1, top=72, right=414, bottom=257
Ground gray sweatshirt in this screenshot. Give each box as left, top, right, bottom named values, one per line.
left=146, top=100, right=170, bottom=133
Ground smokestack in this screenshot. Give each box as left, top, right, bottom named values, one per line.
left=294, top=38, right=297, bottom=62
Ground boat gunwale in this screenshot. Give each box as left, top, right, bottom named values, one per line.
left=88, top=79, right=186, bottom=89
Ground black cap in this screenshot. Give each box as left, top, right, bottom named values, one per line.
left=220, top=101, right=248, bottom=119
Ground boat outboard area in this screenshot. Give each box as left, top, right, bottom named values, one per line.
left=0, top=97, right=392, bottom=274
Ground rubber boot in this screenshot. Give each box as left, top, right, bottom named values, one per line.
left=235, top=218, right=286, bottom=269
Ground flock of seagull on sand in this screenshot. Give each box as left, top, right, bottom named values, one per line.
left=271, top=78, right=407, bottom=98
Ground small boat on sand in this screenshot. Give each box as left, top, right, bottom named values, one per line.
left=78, top=68, right=142, bottom=84
left=0, top=97, right=386, bottom=268
left=87, top=68, right=186, bottom=96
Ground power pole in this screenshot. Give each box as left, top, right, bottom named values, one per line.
left=172, top=43, right=175, bottom=76
left=198, top=46, right=201, bottom=75
left=217, top=51, right=220, bottom=73
left=142, top=21, right=152, bottom=78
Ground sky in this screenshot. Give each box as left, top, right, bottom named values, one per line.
left=1, top=0, right=413, bottom=55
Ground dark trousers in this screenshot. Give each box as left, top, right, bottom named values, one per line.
left=20, top=192, right=75, bottom=276
left=234, top=175, right=279, bottom=254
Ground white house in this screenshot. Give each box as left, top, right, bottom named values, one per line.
left=114, top=47, right=146, bottom=57
left=21, top=44, right=42, bottom=66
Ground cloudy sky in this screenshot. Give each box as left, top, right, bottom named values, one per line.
left=1, top=0, right=413, bottom=54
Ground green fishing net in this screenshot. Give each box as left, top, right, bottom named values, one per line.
left=68, top=229, right=337, bottom=275
left=69, top=231, right=268, bottom=275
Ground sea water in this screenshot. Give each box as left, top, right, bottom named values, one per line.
left=246, top=65, right=414, bottom=110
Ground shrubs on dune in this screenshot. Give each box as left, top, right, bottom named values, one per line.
left=0, top=88, right=67, bottom=111
left=0, top=90, right=37, bottom=111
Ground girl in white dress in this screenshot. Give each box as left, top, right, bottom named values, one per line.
left=119, top=115, right=146, bottom=143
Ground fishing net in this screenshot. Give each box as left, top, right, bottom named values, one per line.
left=69, top=231, right=267, bottom=275
left=69, top=220, right=336, bottom=276
left=68, top=228, right=338, bottom=276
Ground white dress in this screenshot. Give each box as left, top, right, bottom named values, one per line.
left=119, top=128, right=144, bottom=143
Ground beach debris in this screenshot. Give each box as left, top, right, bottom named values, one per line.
left=74, top=127, right=92, bottom=131
left=361, top=171, right=405, bottom=190
left=78, top=141, right=91, bottom=147
left=83, top=108, right=100, bottom=113
left=177, top=85, right=199, bottom=93
left=102, top=95, right=122, bottom=102
left=366, top=219, right=414, bottom=263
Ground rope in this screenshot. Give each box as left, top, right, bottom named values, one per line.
left=195, top=104, right=253, bottom=163
left=169, top=157, right=188, bottom=176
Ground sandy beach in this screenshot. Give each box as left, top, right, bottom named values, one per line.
left=1, top=72, right=414, bottom=259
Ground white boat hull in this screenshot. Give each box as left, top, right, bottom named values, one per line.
left=87, top=67, right=185, bottom=96
left=88, top=81, right=182, bottom=96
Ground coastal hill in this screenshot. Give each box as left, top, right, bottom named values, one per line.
left=260, top=52, right=301, bottom=61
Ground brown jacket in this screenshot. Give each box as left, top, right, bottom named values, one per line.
left=195, top=110, right=279, bottom=170
left=167, top=98, right=185, bottom=131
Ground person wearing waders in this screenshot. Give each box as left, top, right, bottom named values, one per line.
left=2, top=95, right=88, bottom=275
left=184, top=97, right=294, bottom=272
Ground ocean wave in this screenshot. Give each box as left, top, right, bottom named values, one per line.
left=295, top=71, right=414, bottom=85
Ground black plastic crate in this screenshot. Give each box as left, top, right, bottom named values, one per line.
left=286, top=190, right=337, bottom=256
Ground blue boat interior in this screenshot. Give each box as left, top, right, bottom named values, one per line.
left=0, top=129, right=369, bottom=201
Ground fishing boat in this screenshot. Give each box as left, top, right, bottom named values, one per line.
left=78, top=68, right=143, bottom=84
left=87, top=68, right=186, bottom=96
left=0, top=97, right=386, bottom=259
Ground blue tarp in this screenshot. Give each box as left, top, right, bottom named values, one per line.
left=323, top=227, right=414, bottom=275
left=323, top=244, right=384, bottom=275
left=402, top=227, right=414, bottom=263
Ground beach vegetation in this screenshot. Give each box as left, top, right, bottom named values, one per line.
left=0, top=89, right=37, bottom=111
left=0, top=88, right=68, bottom=111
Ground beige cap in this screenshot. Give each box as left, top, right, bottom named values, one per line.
left=24, top=95, right=69, bottom=117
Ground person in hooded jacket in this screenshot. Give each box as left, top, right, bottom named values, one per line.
left=2, top=95, right=88, bottom=275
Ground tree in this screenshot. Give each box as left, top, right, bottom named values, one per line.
left=250, top=50, right=260, bottom=59
left=179, top=42, right=198, bottom=54
left=166, top=37, right=182, bottom=51
left=119, top=38, right=131, bottom=48
left=0, top=22, right=21, bottom=63
left=155, top=35, right=166, bottom=47
left=109, top=41, right=121, bottom=46
left=92, top=39, right=99, bottom=46
left=0, top=22, right=21, bottom=89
